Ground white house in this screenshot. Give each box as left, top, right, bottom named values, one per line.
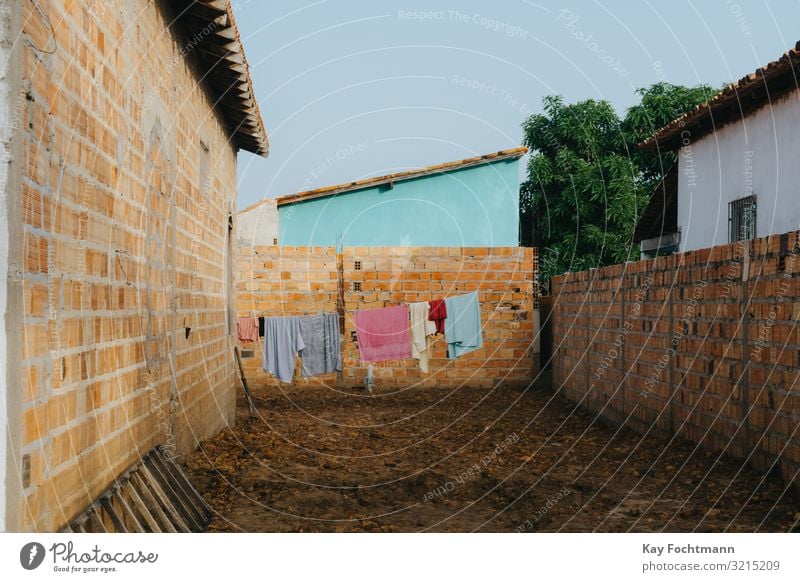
left=638, top=42, right=800, bottom=254
left=237, top=198, right=280, bottom=247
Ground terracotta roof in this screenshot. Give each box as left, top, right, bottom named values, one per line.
left=639, top=41, right=800, bottom=151
left=275, top=147, right=528, bottom=207
left=168, top=0, right=268, bottom=156
left=633, top=165, right=678, bottom=243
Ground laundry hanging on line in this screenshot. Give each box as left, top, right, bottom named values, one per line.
left=354, top=304, right=412, bottom=363
left=262, top=316, right=305, bottom=383
left=352, top=293, right=483, bottom=367
left=444, top=291, right=483, bottom=359
left=409, top=301, right=436, bottom=373
left=428, top=298, right=447, bottom=335
left=237, top=316, right=259, bottom=342
left=262, top=313, right=342, bottom=383
left=298, top=313, right=342, bottom=377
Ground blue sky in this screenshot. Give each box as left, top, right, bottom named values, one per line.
left=233, top=0, right=800, bottom=208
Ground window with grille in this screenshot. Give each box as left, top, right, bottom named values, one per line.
left=354, top=260, right=362, bottom=271
left=352, top=281, right=362, bottom=292
left=729, top=195, right=756, bottom=243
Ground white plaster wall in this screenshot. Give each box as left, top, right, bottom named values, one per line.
left=237, top=198, right=279, bottom=247
left=0, top=15, right=8, bottom=535
left=678, top=90, right=800, bottom=252
left=0, top=0, right=19, bottom=532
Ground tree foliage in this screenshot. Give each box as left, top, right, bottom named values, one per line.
left=520, top=82, right=717, bottom=281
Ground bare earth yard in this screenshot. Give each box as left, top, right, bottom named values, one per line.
left=184, top=380, right=799, bottom=532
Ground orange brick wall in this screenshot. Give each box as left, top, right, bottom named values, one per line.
left=12, top=0, right=239, bottom=531
left=237, top=246, right=539, bottom=388
left=551, top=231, right=800, bottom=488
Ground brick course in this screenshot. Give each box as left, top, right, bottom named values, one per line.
left=551, top=231, right=800, bottom=488
left=237, top=246, right=539, bottom=389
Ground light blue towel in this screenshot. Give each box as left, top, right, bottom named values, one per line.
left=444, top=292, right=483, bottom=359
left=263, top=316, right=305, bottom=383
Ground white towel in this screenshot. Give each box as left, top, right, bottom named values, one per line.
left=410, top=301, right=436, bottom=373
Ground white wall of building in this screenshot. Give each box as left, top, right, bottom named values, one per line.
left=237, top=198, right=279, bottom=247
left=678, top=90, right=800, bottom=252
left=0, top=7, right=9, bottom=534
left=0, top=0, right=20, bottom=532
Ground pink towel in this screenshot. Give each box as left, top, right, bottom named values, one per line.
left=237, top=317, right=259, bottom=342
left=355, top=305, right=411, bottom=362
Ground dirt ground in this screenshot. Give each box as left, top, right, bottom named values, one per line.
left=184, top=377, right=799, bottom=532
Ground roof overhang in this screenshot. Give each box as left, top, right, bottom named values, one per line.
left=639, top=41, right=800, bottom=152
left=167, top=0, right=269, bottom=156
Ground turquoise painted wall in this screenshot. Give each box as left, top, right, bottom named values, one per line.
left=278, top=158, right=521, bottom=247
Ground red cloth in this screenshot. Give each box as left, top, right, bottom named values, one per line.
left=355, top=305, right=411, bottom=362
left=428, top=299, right=447, bottom=335
left=237, top=317, right=259, bottom=342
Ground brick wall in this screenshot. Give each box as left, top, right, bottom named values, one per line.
left=237, top=246, right=539, bottom=388
left=13, top=0, right=239, bottom=530
left=551, top=231, right=800, bottom=488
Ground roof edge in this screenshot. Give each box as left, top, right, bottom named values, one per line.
left=638, top=41, right=800, bottom=152
left=239, top=196, right=277, bottom=215
left=171, top=0, right=269, bottom=157
left=221, top=0, right=269, bottom=157
left=274, top=147, right=528, bottom=207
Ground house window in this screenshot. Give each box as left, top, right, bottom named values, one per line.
left=729, top=196, right=756, bottom=243
left=273, top=237, right=278, bottom=245
left=352, top=281, right=362, bottom=292
left=354, top=260, right=362, bottom=271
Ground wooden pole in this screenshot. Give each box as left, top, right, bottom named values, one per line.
left=234, top=345, right=257, bottom=415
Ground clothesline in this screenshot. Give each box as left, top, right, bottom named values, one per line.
left=259, top=313, right=342, bottom=383
left=354, top=291, right=482, bottom=366
left=237, top=291, right=482, bottom=383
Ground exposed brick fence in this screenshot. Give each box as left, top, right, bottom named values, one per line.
left=551, top=232, right=800, bottom=488
left=237, top=246, right=539, bottom=388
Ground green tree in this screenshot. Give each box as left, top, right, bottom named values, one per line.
left=521, top=82, right=716, bottom=281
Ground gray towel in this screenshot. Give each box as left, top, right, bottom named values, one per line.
left=298, top=313, right=342, bottom=377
